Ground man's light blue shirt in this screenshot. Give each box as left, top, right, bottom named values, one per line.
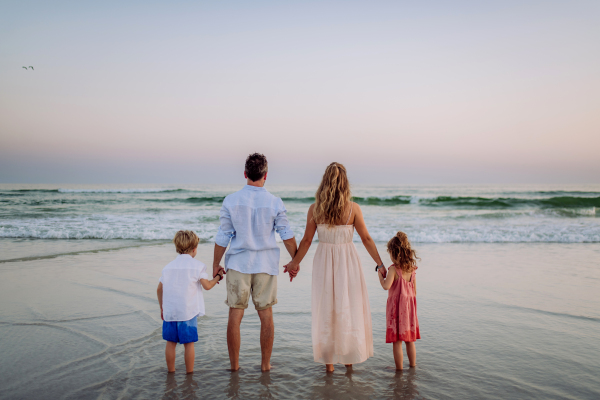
left=215, top=185, right=295, bottom=275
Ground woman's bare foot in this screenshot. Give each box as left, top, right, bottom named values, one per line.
left=345, top=364, right=352, bottom=369
left=326, top=364, right=334, bottom=373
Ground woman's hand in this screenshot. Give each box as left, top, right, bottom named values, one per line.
left=378, top=265, right=387, bottom=278
left=283, top=262, right=300, bottom=282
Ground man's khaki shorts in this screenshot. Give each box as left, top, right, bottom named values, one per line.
left=225, top=269, right=278, bottom=311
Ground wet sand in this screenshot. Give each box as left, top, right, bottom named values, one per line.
left=0, top=240, right=599, bottom=399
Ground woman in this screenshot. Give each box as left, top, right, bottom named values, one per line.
left=284, top=162, right=386, bottom=373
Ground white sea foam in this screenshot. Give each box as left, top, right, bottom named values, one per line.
left=57, top=188, right=179, bottom=193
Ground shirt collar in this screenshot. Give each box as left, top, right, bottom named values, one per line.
left=243, top=185, right=266, bottom=191
left=177, top=254, right=192, bottom=259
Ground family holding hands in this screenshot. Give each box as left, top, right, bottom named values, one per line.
left=157, top=153, right=420, bottom=375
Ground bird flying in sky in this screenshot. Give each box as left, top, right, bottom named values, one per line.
left=29, top=66, right=34, bottom=70
left=22, top=66, right=27, bottom=70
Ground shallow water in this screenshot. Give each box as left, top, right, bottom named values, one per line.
left=0, top=240, right=598, bottom=399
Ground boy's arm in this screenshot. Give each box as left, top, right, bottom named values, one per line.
left=157, top=282, right=163, bottom=320
left=200, top=268, right=224, bottom=290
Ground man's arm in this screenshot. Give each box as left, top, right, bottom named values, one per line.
left=214, top=202, right=234, bottom=278
left=213, top=244, right=227, bottom=278
left=283, top=237, right=298, bottom=260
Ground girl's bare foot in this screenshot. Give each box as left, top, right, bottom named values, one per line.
left=326, top=364, right=334, bottom=373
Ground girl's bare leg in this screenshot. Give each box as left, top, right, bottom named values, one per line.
left=165, top=341, right=177, bottom=372
left=326, top=364, right=334, bottom=373
left=393, top=341, right=403, bottom=370
left=405, top=341, right=416, bottom=367
left=183, top=342, right=195, bottom=374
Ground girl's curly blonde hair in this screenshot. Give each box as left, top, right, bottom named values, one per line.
left=312, top=162, right=352, bottom=226
left=387, top=231, right=420, bottom=272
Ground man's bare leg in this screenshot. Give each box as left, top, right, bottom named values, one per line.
left=257, top=307, right=274, bottom=371
left=227, top=308, right=244, bottom=371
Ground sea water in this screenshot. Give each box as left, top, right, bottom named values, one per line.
left=0, top=184, right=599, bottom=399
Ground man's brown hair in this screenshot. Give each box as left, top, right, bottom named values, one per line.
left=173, top=230, right=200, bottom=254
left=245, top=153, right=268, bottom=182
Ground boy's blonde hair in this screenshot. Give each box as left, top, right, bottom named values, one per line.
left=173, top=230, right=200, bottom=254
left=387, top=231, right=420, bottom=272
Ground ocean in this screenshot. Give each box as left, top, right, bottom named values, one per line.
left=0, top=184, right=599, bottom=399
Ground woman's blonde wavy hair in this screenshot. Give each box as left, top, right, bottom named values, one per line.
left=387, top=231, right=420, bottom=272
left=313, top=162, right=352, bottom=226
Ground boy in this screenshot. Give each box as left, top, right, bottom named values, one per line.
left=157, top=230, right=224, bottom=374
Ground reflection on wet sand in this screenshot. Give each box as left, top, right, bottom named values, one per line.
left=163, top=372, right=199, bottom=400
left=390, top=369, right=419, bottom=399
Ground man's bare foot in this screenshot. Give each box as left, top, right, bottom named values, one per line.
left=261, top=363, right=271, bottom=372
left=326, top=364, right=334, bottom=373
left=186, top=371, right=194, bottom=375
left=228, top=367, right=240, bottom=372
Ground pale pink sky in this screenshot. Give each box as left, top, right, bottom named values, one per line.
left=1, top=1, right=599, bottom=183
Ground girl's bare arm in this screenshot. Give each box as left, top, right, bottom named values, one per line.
left=414, top=274, right=417, bottom=296
left=379, top=265, right=396, bottom=290
left=353, top=203, right=384, bottom=266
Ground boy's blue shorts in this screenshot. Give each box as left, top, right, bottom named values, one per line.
left=162, top=315, right=198, bottom=344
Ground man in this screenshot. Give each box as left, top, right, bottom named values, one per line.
left=213, top=153, right=298, bottom=372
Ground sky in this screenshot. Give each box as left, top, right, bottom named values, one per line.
left=0, top=0, right=599, bottom=184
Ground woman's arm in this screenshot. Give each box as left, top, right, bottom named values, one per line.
left=283, top=204, right=317, bottom=279
left=353, top=203, right=384, bottom=266
left=379, top=265, right=396, bottom=290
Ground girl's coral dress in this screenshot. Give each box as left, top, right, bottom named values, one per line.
left=386, top=265, right=420, bottom=343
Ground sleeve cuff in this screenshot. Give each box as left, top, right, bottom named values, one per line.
left=278, top=228, right=295, bottom=241
left=199, top=272, right=209, bottom=280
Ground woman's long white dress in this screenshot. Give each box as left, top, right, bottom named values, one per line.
left=311, top=215, right=374, bottom=364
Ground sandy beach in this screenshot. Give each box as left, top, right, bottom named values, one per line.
left=1, top=239, right=599, bottom=399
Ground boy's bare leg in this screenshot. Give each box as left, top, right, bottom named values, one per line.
left=183, top=342, right=195, bottom=374
left=165, top=341, right=177, bottom=372
left=257, top=307, right=274, bottom=371
left=393, top=341, right=403, bottom=370
left=227, top=308, right=244, bottom=371
left=405, top=341, right=417, bottom=367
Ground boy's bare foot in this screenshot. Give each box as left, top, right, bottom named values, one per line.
left=326, top=364, right=334, bottom=373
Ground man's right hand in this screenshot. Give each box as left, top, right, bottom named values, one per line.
left=283, top=262, right=300, bottom=282
left=213, top=265, right=225, bottom=279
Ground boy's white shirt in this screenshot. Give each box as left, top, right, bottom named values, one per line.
left=159, top=254, right=209, bottom=322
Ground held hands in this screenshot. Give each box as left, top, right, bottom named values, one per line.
left=213, top=265, right=226, bottom=284
left=283, top=262, right=300, bottom=282
left=378, top=265, right=387, bottom=279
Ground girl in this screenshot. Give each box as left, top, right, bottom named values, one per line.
left=378, top=231, right=421, bottom=370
